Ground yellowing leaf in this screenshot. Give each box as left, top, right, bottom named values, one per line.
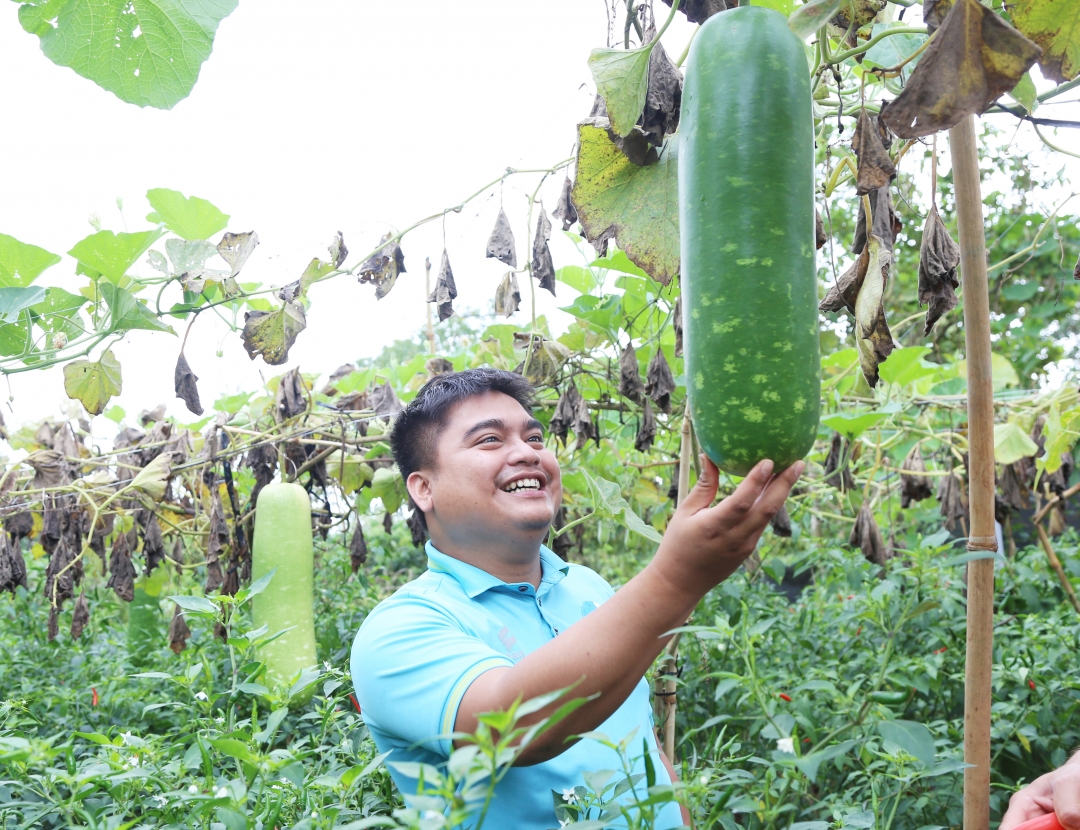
left=130, top=454, right=172, bottom=501
left=241, top=302, right=307, bottom=366
left=572, top=120, right=679, bottom=286
left=1010, top=0, right=1080, bottom=83
left=63, top=349, right=122, bottom=416
left=994, top=420, right=1039, bottom=465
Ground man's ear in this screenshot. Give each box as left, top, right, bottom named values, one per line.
left=407, top=470, right=434, bottom=513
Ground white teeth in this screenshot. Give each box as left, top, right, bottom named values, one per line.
left=503, top=478, right=541, bottom=492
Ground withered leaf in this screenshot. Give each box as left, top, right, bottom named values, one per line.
left=923, top=0, right=954, bottom=34
left=407, top=509, right=427, bottom=549
left=850, top=502, right=889, bottom=567
left=1073, top=250, right=1079, bottom=281
left=71, top=590, right=89, bottom=639
left=1049, top=503, right=1067, bottom=536
left=513, top=333, right=570, bottom=386
left=852, top=110, right=896, bottom=195
left=619, top=341, right=645, bottom=404
left=918, top=204, right=961, bottom=335
left=26, top=449, right=67, bottom=489
left=358, top=233, right=407, bottom=300
left=170, top=535, right=185, bottom=575
left=426, top=357, right=454, bottom=377
left=217, top=231, right=259, bottom=278
left=107, top=533, right=136, bottom=602
left=174, top=352, right=203, bottom=416
left=5, top=511, right=33, bottom=541
left=900, top=445, right=935, bottom=507
left=635, top=399, right=657, bottom=453
left=328, top=231, right=348, bottom=269
left=494, top=271, right=521, bottom=318
left=851, top=235, right=895, bottom=388
left=485, top=209, right=517, bottom=268
left=552, top=176, right=578, bottom=232
left=549, top=382, right=596, bottom=445
left=275, top=367, right=307, bottom=422
left=673, top=295, right=683, bottom=357
left=816, top=210, right=827, bottom=251
left=168, top=603, right=191, bottom=654
left=552, top=507, right=574, bottom=561
left=852, top=185, right=901, bottom=252
left=639, top=23, right=683, bottom=147
left=382, top=511, right=393, bottom=534
left=937, top=470, right=968, bottom=532
left=661, top=0, right=730, bottom=24
left=142, top=514, right=166, bottom=575
left=829, top=0, right=888, bottom=47
left=241, top=302, right=307, bottom=366
left=820, top=244, right=870, bottom=315
left=531, top=209, right=556, bottom=296
left=645, top=348, right=675, bottom=414
left=880, top=0, right=1042, bottom=138
left=428, top=249, right=458, bottom=322
left=139, top=405, right=166, bottom=425
left=0, top=532, right=27, bottom=593
left=350, top=521, right=368, bottom=572
left=204, top=492, right=228, bottom=594
left=370, top=382, right=403, bottom=417
left=771, top=503, right=792, bottom=538
left=824, top=432, right=856, bottom=492
left=999, top=462, right=1031, bottom=510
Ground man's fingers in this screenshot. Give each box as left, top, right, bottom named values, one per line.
left=678, top=454, right=720, bottom=515
left=751, top=461, right=805, bottom=523
left=707, top=459, right=775, bottom=521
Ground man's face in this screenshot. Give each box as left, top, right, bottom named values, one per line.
left=410, top=391, right=563, bottom=547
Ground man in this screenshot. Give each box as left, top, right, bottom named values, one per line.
left=351, top=368, right=802, bottom=828
left=1001, top=753, right=1080, bottom=829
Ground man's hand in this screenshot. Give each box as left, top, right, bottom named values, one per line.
left=1001, top=752, right=1080, bottom=830
left=650, top=456, right=804, bottom=594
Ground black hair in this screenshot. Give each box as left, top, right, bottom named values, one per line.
left=389, top=368, right=536, bottom=489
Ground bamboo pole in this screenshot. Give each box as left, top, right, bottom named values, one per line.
left=654, top=411, right=694, bottom=761
left=950, top=114, right=998, bottom=830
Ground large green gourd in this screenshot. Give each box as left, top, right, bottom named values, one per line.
left=680, top=6, right=820, bottom=476
left=251, top=482, right=318, bottom=688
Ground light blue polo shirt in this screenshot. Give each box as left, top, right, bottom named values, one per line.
left=351, top=542, right=683, bottom=830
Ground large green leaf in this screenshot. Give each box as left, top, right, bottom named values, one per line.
left=572, top=121, right=679, bottom=286
left=582, top=470, right=662, bottom=544
left=146, top=188, right=230, bottom=240
left=1010, top=0, right=1080, bottom=83
left=63, top=349, right=122, bottom=416
left=821, top=410, right=891, bottom=441
left=0, top=287, right=47, bottom=324
left=587, top=46, right=653, bottom=137
left=99, top=283, right=175, bottom=334
left=994, top=420, right=1039, bottom=464
left=0, top=233, right=61, bottom=288
left=69, top=229, right=165, bottom=284
left=17, top=0, right=240, bottom=109
left=876, top=720, right=935, bottom=766
left=31, top=287, right=89, bottom=339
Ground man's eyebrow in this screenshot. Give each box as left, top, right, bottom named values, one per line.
left=525, top=418, right=546, bottom=435
left=462, top=417, right=546, bottom=440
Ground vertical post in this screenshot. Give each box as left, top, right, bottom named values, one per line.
left=949, top=114, right=997, bottom=830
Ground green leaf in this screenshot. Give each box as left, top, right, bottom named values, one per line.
left=821, top=410, right=890, bottom=441
left=241, top=303, right=306, bottom=366
left=994, top=420, right=1039, bottom=464
left=371, top=466, right=407, bottom=514
left=210, top=737, right=256, bottom=763
left=877, top=346, right=938, bottom=387
left=1010, top=0, right=1080, bottom=83
left=573, top=122, right=679, bottom=286
left=0, top=233, right=61, bottom=287
left=788, top=0, right=844, bottom=39
left=1037, top=402, right=1080, bottom=474
left=68, top=229, right=165, bottom=283
left=168, top=595, right=219, bottom=615
left=752, top=0, right=795, bottom=13
left=0, top=287, right=47, bottom=324
left=556, top=265, right=600, bottom=296
left=793, top=739, right=858, bottom=781
left=100, top=283, right=175, bottom=334
left=146, top=188, right=230, bottom=240
left=863, top=24, right=928, bottom=82
left=876, top=719, right=935, bottom=766
left=17, top=0, right=240, bottom=109
left=31, top=287, right=88, bottom=338
left=587, top=45, right=653, bottom=137
left=582, top=470, right=662, bottom=543
left=1007, top=71, right=1039, bottom=113
left=63, top=349, right=122, bottom=415
left=591, top=250, right=650, bottom=279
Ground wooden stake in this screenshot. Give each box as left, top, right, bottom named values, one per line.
left=950, top=114, right=997, bottom=830
left=1034, top=521, right=1080, bottom=615
left=654, top=411, right=694, bottom=761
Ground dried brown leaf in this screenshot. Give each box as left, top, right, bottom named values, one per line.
left=819, top=243, right=871, bottom=314
left=359, top=233, right=407, bottom=300
left=937, top=470, right=968, bottom=532
left=619, top=342, right=645, bottom=404
left=852, top=185, right=902, bottom=252
left=407, top=509, right=427, bottom=549
left=70, top=590, right=89, bottom=639
left=370, top=382, right=403, bottom=417
left=552, top=176, right=578, bottom=232
left=816, top=210, right=827, bottom=251
left=275, top=368, right=307, bottom=422
left=107, top=533, right=136, bottom=602
left=27, top=450, right=67, bottom=489
left=328, top=231, right=348, bottom=269
left=382, top=511, right=393, bottom=534
left=645, top=348, right=676, bottom=414
left=142, top=515, right=166, bottom=576
left=854, top=235, right=895, bottom=388
left=531, top=209, right=556, bottom=296
left=241, top=302, right=307, bottom=366
left=771, top=503, right=792, bottom=538
left=850, top=502, right=889, bottom=566
left=673, top=294, right=683, bottom=357
left=168, top=603, right=191, bottom=653
left=639, top=24, right=683, bottom=147
left=217, top=231, right=259, bottom=278
left=428, top=250, right=458, bottom=322
left=880, top=0, right=1042, bottom=138
left=918, top=204, right=961, bottom=335
left=852, top=110, right=896, bottom=195
left=824, top=432, right=856, bottom=492
left=494, top=271, right=521, bottom=318
left=660, top=0, right=731, bottom=23
left=635, top=399, right=657, bottom=453
left=173, top=352, right=203, bottom=416
left=550, top=382, right=595, bottom=445
left=923, top=0, right=954, bottom=34
left=426, top=357, right=454, bottom=377
left=485, top=209, right=517, bottom=268
left=350, top=521, right=368, bottom=572
left=900, top=445, right=934, bottom=507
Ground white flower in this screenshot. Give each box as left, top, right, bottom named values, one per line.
left=187, top=784, right=198, bottom=794
left=194, top=691, right=208, bottom=701
left=423, top=810, right=441, bottom=820
left=699, top=775, right=709, bottom=785
left=152, top=795, right=167, bottom=807
left=215, top=717, right=224, bottom=724
left=561, top=787, right=578, bottom=804
left=215, top=786, right=228, bottom=799
left=120, top=731, right=134, bottom=745
left=324, top=661, right=332, bottom=671
left=559, top=821, right=572, bottom=828
left=311, top=812, right=319, bottom=819
left=130, top=754, right=140, bottom=766
left=776, top=737, right=795, bottom=754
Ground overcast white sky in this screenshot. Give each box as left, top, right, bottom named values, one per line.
left=0, top=2, right=1075, bottom=436
left=0, top=2, right=697, bottom=434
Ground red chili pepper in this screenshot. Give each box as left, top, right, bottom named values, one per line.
left=1029, top=680, right=1036, bottom=690
left=778, top=693, right=792, bottom=702
left=348, top=693, right=362, bottom=714
left=856, top=626, right=862, bottom=636
left=91, top=687, right=98, bottom=707
left=934, top=647, right=947, bottom=654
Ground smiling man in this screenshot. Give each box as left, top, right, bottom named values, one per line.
left=351, top=368, right=803, bottom=828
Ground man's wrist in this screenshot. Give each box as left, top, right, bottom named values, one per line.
left=641, top=558, right=709, bottom=615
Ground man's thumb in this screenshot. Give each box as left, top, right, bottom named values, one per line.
left=678, top=454, right=718, bottom=513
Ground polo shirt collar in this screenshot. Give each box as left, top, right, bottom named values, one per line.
left=426, top=541, right=570, bottom=599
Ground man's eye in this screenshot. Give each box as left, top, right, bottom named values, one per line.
left=528, top=435, right=544, bottom=443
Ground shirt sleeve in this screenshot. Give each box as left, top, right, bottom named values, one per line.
left=351, top=592, right=514, bottom=758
